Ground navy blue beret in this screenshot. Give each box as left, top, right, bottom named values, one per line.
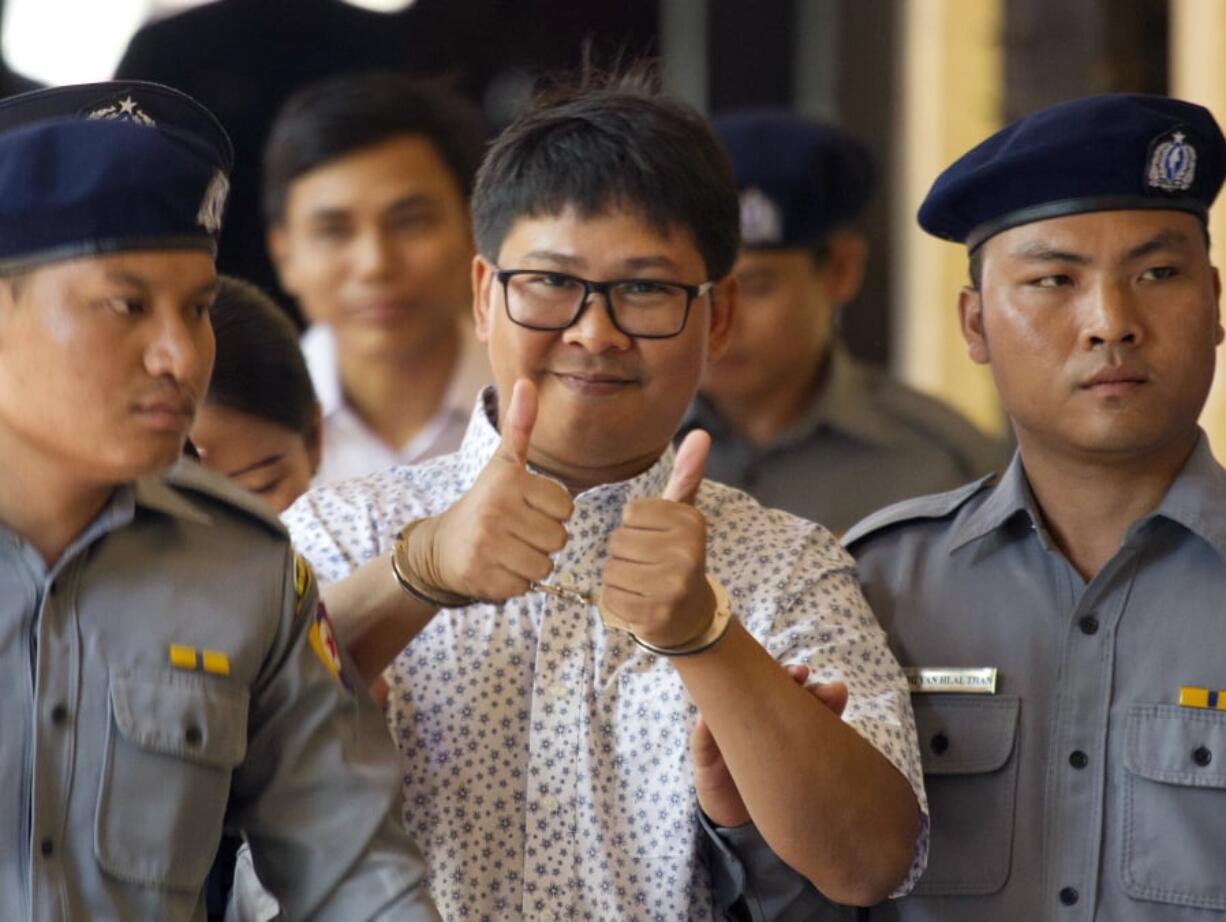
left=714, top=110, right=875, bottom=248
left=0, top=81, right=232, bottom=271
left=919, top=93, right=1226, bottom=250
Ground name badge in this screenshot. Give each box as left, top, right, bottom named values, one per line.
left=905, top=667, right=998, bottom=694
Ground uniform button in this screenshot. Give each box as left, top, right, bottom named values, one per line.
left=184, top=725, right=203, bottom=746
left=50, top=704, right=68, bottom=725
left=40, top=838, right=54, bottom=857
left=1193, top=746, right=1213, bottom=767
left=1059, top=886, right=1079, bottom=906
left=1078, top=615, right=1099, bottom=635
left=929, top=732, right=950, bottom=755
left=1069, top=750, right=1088, bottom=769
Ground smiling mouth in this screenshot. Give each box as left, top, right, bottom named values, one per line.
left=552, top=371, right=637, bottom=394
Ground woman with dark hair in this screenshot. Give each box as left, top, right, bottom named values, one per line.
left=192, top=276, right=322, bottom=513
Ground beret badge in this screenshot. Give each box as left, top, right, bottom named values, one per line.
left=1147, top=130, right=1197, bottom=192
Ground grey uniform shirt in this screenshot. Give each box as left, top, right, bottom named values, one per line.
left=708, top=433, right=1226, bottom=920
left=0, top=460, right=438, bottom=922
left=684, top=347, right=1007, bottom=534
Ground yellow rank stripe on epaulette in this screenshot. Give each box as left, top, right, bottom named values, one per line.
left=1179, top=686, right=1226, bottom=710
left=292, top=551, right=314, bottom=604
left=169, top=644, right=230, bottom=676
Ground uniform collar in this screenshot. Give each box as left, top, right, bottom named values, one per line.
left=1134, top=432, right=1226, bottom=561
left=949, top=431, right=1226, bottom=560
left=132, top=463, right=213, bottom=527
left=456, top=386, right=676, bottom=506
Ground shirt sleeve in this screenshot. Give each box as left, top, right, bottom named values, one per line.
left=738, top=524, right=930, bottom=897
left=699, top=810, right=860, bottom=922
left=226, top=546, right=439, bottom=922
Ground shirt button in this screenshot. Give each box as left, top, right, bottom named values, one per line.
left=40, top=838, right=54, bottom=857
left=1078, top=615, right=1099, bottom=635
left=1059, top=886, right=1079, bottom=906
left=184, top=725, right=203, bottom=746
left=929, top=732, right=950, bottom=755
left=1193, top=746, right=1213, bottom=767
left=1069, top=750, right=1088, bottom=769
left=540, top=911, right=556, bottom=922
left=542, top=795, right=560, bottom=813
left=50, top=704, right=68, bottom=725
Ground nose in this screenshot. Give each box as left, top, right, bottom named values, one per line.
left=144, top=310, right=212, bottom=385
left=561, top=289, right=633, bottom=353
left=1084, top=279, right=1142, bottom=350
left=352, top=227, right=396, bottom=279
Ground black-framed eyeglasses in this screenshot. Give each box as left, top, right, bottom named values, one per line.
left=495, top=268, right=714, bottom=339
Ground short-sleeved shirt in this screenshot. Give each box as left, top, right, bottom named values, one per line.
left=283, top=388, right=929, bottom=921
left=710, top=433, right=1226, bottom=920
left=0, top=460, right=437, bottom=921
left=303, top=321, right=491, bottom=486
left=684, top=347, right=1007, bottom=534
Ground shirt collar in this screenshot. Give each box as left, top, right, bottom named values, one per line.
left=301, top=322, right=342, bottom=416
left=948, top=431, right=1226, bottom=560
left=132, top=465, right=214, bottom=527
left=456, top=386, right=676, bottom=505
left=1133, top=432, right=1226, bottom=560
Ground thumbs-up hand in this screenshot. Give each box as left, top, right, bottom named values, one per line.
left=600, top=429, right=715, bottom=649
left=404, top=378, right=574, bottom=602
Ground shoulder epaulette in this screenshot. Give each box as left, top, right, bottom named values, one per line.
left=162, top=459, right=288, bottom=538
left=842, top=473, right=995, bottom=548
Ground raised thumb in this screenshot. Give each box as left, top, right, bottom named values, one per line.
left=663, top=429, right=710, bottom=504
left=497, top=378, right=537, bottom=466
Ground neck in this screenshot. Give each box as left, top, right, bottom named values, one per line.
left=336, top=322, right=461, bottom=450
left=1018, top=429, right=1199, bottom=581
left=709, top=356, right=827, bottom=448
left=529, top=447, right=665, bottom=496
left=0, top=433, right=115, bottom=567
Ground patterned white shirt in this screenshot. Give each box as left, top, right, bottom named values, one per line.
left=284, top=389, right=928, bottom=921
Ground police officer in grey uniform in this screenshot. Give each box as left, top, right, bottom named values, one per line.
left=697, top=93, right=1226, bottom=920
left=0, top=81, right=438, bottom=921
left=684, top=112, right=1004, bottom=534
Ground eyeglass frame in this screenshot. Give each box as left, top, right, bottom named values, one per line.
left=494, top=267, right=715, bottom=340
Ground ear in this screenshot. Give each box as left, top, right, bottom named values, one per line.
left=705, top=273, right=737, bottom=363
left=959, top=286, right=990, bottom=365
left=472, top=255, right=495, bottom=343
left=821, top=231, right=869, bottom=306
left=305, top=400, right=324, bottom=476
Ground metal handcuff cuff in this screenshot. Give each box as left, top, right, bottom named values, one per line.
left=390, top=519, right=734, bottom=657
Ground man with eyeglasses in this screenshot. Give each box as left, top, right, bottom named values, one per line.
left=282, top=69, right=927, bottom=920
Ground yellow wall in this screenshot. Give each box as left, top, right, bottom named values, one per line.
left=894, top=0, right=1006, bottom=437
left=1171, top=0, right=1226, bottom=458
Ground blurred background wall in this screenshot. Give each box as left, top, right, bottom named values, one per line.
left=5, top=0, right=1226, bottom=453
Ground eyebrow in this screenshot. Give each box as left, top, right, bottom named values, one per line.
left=308, top=193, right=439, bottom=222
left=1124, top=229, right=1190, bottom=261
left=517, top=251, right=684, bottom=275
left=103, top=270, right=217, bottom=301
left=226, top=452, right=283, bottom=478
left=1006, top=243, right=1092, bottom=265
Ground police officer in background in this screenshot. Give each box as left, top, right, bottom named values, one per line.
left=0, top=81, right=438, bottom=921
left=686, top=112, right=1004, bottom=534
left=697, top=94, right=1226, bottom=920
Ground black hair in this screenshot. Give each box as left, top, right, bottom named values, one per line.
left=471, top=63, right=741, bottom=280
left=262, top=72, right=485, bottom=224
left=207, top=276, right=317, bottom=436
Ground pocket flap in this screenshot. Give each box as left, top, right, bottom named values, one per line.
left=913, top=695, right=1020, bottom=775
left=110, top=671, right=248, bottom=769
left=1125, top=704, right=1226, bottom=790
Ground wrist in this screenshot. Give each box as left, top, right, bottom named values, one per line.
left=632, top=575, right=733, bottom=657
left=391, top=519, right=473, bottom=609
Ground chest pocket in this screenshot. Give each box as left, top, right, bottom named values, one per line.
left=95, top=671, right=248, bottom=892
left=1122, top=704, right=1226, bottom=910
left=911, top=695, right=1020, bottom=896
